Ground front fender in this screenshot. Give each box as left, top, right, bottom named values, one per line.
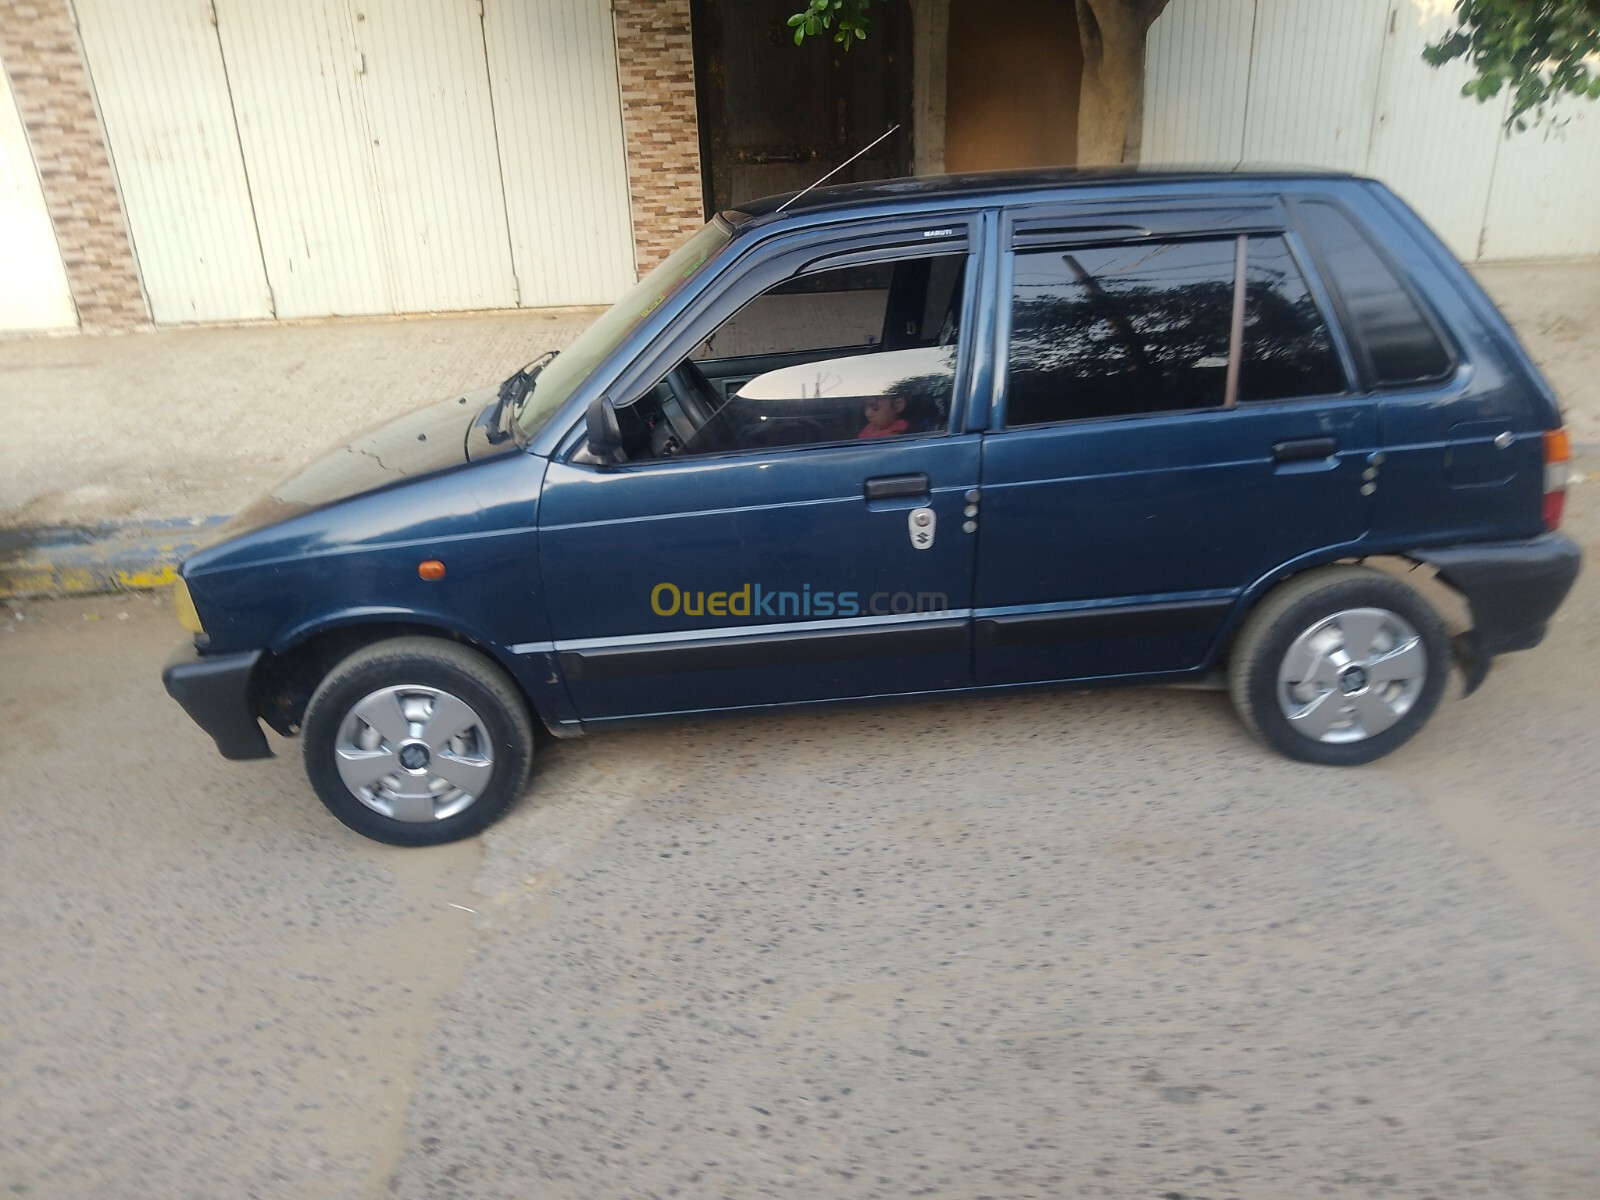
left=262, top=604, right=581, bottom=736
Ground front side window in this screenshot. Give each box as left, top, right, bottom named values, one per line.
left=610, top=253, right=966, bottom=460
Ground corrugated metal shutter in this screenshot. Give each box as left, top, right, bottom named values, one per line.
left=0, top=66, right=77, bottom=331
left=1240, top=0, right=1390, bottom=171
left=73, top=0, right=274, bottom=323
left=1480, top=111, right=1600, bottom=260
left=1141, top=0, right=1254, bottom=165
left=71, top=0, right=635, bottom=322
left=1365, top=0, right=1508, bottom=260
left=212, top=0, right=516, bottom=318
left=1143, top=0, right=1600, bottom=261
left=316, top=0, right=520, bottom=313
left=483, top=0, right=636, bottom=305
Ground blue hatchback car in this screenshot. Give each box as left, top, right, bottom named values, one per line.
left=164, top=168, right=1581, bottom=844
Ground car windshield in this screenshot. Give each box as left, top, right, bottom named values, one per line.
left=514, top=218, right=737, bottom=438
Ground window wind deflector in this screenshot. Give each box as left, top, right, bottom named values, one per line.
left=805, top=235, right=970, bottom=275
left=1009, top=201, right=1285, bottom=250
left=1011, top=223, right=1152, bottom=249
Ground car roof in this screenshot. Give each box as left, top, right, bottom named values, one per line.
left=727, top=163, right=1359, bottom=225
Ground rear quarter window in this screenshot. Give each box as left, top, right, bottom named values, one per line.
left=1294, top=200, right=1454, bottom=387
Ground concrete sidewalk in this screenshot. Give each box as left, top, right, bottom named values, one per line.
left=2, top=262, right=1597, bottom=596
left=0, top=306, right=599, bottom=596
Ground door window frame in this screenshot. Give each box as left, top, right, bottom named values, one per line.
left=987, top=204, right=1363, bottom=432
left=554, top=214, right=987, bottom=463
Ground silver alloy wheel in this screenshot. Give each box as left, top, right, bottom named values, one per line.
left=1275, top=607, right=1427, bottom=744
left=332, top=684, right=495, bottom=822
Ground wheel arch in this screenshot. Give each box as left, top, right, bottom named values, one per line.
left=252, top=612, right=549, bottom=739
left=1212, top=553, right=1471, bottom=673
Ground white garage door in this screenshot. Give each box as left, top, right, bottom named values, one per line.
left=1143, top=0, right=1600, bottom=262
left=74, top=0, right=635, bottom=322
left=70, top=0, right=273, bottom=324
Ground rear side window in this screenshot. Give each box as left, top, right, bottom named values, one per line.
left=1007, top=240, right=1236, bottom=425
left=1005, top=235, right=1345, bottom=427
left=1295, top=200, right=1453, bottom=386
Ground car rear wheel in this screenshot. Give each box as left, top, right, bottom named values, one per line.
left=302, top=637, right=534, bottom=845
left=1228, top=566, right=1451, bottom=766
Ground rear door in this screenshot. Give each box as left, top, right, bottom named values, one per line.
left=972, top=202, right=1379, bottom=685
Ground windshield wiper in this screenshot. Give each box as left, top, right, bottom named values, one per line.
left=487, top=350, right=558, bottom=443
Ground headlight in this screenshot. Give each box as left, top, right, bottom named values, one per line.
left=173, top=576, right=205, bottom=634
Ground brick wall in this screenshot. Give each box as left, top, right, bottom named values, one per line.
left=612, top=0, right=706, bottom=273
left=0, top=0, right=146, bottom=332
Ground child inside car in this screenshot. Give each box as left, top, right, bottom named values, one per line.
left=859, top=392, right=910, bottom=439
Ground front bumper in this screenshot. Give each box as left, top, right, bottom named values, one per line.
left=162, top=641, right=272, bottom=760
left=1414, top=533, right=1582, bottom=692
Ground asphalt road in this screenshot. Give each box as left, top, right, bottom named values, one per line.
left=2, top=469, right=1597, bottom=1200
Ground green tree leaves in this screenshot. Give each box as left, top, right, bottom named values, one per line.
left=787, top=0, right=1598, bottom=135
left=787, top=0, right=873, bottom=48
left=1424, top=0, right=1600, bottom=132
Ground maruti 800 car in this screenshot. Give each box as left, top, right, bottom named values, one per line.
left=163, top=168, right=1581, bottom=845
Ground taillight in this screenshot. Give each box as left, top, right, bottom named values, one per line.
left=1543, top=428, right=1571, bottom=531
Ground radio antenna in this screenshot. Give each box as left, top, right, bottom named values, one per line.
left=777, top=124, right=901, bottom=213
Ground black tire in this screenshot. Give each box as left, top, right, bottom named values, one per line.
left=1228, top=566, right=1451, bottom=766
left=301, top=637, right=534, bottom=846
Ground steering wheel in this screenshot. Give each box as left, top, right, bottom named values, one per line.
left=665, top=360, right=721, bottom=429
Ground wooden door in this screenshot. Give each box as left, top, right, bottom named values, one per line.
left=692, top=0, right=912, bottom=213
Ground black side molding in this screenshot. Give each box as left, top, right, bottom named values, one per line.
left=561, top=619, right=965, bottom=683
left=162, top=643, right=272, bottom=760
left=976, top=598, right=1233, bottom=649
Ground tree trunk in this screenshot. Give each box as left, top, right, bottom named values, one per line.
left=1074, top=0, right=1170, bottom=164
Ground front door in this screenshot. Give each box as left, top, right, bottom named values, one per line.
left=974, top=222, right=1378, bottom=685
left=539, top=237, right=981, bottom=723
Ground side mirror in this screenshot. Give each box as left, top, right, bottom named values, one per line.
left=585, top=394, right=623, bottom=457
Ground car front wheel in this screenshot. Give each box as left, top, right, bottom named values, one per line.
left=301, top=637, right=534, bottom=845
left=1228, top=566, right=1451, bottom=766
